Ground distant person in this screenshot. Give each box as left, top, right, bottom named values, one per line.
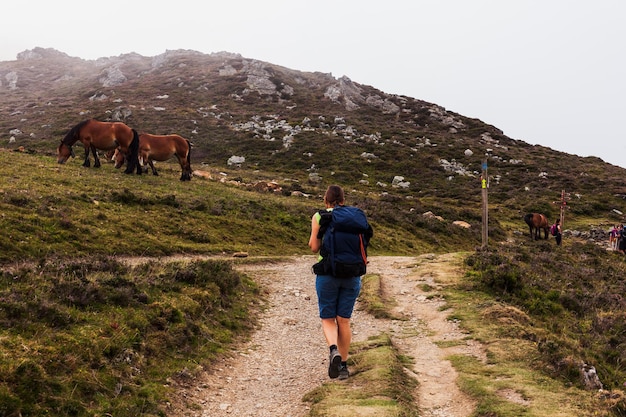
left=618, top=224, right=626, bottom=254
left=610, top=225, right=619, bottom=250
left=308, top=185, right=372, bottom=380
left=554, top=218, right=562, bottom=246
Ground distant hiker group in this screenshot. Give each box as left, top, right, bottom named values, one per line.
left=609, top=224, right=626, bottom=253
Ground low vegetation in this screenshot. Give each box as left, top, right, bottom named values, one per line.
left=0, top=257, right=259, bottom=416
left=459, top=242, right=626, bottom=415
left=303, top=334, right=419, bottom=417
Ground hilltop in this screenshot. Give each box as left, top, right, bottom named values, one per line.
left=2, top=47, right=626, bottom=242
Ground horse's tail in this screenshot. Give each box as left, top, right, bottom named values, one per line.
left=131, top=129, right=141, bottom=174
left=131, top=129, right=139, bottom=153
left=124, top=128, right=141, bottom=174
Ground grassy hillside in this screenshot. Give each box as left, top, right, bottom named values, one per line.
left=0, top=254, right=260, bottom=416
left=2, top=49, right=626, bottom=243
left=463, top=242, right=626, bottom=415
left=0, top=149, right=485, bottom=263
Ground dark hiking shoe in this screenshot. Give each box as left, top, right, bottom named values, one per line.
left=338, top=364, right=349, bottom=380
left=328, top=348, right=341, bottom=379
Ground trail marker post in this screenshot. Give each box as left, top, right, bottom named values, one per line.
left=481, top=159, right=488, bottom=249
left=555, top=189, right=569, bottom=228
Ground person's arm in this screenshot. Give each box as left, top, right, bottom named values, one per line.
left=308, top=214, right=322, bottom=253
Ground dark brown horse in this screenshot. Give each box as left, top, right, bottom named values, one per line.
left=524, top=213, right=550, bottom=240
left=113, top=133, right=193, bottom=181
left=57, top=119, right=141, bottom=174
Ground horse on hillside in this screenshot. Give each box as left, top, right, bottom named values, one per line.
left=113, top=133, right=193, bottom=181
left=524, top=213, right=550, bottom=240
left=57, top=119, right=141, bottom=174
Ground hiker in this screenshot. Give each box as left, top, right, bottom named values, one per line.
left=618, top=224, right=626, bottom=254
left=308, top=184, right=372, bottom=380
left=610, top=224, right=619, bottom=250
left=554, top=218, right=562, bottom=246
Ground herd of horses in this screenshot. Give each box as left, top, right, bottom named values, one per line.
left=523, top=212, right=551, bottom=240
left=57, top=119, right=193, bottom=181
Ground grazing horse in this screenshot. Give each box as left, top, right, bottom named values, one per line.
left=57, top=119, right=141, bottom=175
left=113, top=133, right=193, bottom=181
left=524, top=213, right=550, bottom=240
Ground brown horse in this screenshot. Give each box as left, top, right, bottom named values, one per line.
left=524, top=213, right=550, bottom=240
left=113, top=133, right=193, bottom=181
left=57, top=119, right=141, bottom=174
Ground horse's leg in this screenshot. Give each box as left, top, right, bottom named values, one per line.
left=183, top=140, right=192, bottom=181
left=136, top=157, right=144, bottom=175
left=176, top=155, right=191, bottom=181
left=82, top=144, right=91, bottom=167
left=139, top=157, right=149, bottom=174
left=92, top=144, right=101, bottom=168
left=183, top=159, right=192, bottom=181
left=148, top=159, right=158, bottom=176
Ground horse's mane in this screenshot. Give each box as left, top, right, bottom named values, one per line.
left=61, top=119, right=91, bottom=145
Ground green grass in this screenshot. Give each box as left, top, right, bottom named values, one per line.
left=0, top=150, right=481, bottom=264
left=455, top=244, right=626, bottom=415
left=0, top=257, right=260, bottom=416
left=303, top=334, right=419, bottom=417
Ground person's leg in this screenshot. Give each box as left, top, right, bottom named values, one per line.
left=333, top=276, right=361, bottom=378
left=336, top=316, right=352, bottom=360
left=321, top=318, right=338, bottom=347
left=316, top=275, right=343, bottom=378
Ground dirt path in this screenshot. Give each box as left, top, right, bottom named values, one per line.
left=166, top=254, right=478, bottom=417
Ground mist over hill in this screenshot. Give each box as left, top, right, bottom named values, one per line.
left=2, top=47, right=626, bottom=240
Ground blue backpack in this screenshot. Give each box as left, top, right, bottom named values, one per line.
left=313, top=205, right=373, bottom=278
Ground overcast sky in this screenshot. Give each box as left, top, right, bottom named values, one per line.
left=2, top=1, right=625, bottom=167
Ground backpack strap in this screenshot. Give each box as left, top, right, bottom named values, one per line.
left=317, top=209, right=332, bottom=239
left=359, top=234, right=367, bottom=264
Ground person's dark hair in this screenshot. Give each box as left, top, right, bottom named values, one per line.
left=324, top=185, right=345, bottom=206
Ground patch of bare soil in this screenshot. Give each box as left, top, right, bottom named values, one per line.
left=165, top=254, right=479, bottom=417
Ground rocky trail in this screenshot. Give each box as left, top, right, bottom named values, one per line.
left=166, top=254, right=480, bottom=416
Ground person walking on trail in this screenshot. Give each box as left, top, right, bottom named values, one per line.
left=308, top=185, right=372, bottom=380
left=618, top=224, right=626, bottom=254
left=610, top=225, right=619, bottom=250
left=554, top=218, right=563, bottom=246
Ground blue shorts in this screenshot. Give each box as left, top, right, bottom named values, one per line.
left=315, top=275, right=361, bottom=319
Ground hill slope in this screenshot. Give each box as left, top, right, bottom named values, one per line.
left=2, top=47, right=626, bottom=243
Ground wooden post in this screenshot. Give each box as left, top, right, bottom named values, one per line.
left=553, top=189, right=569, bottom=241
left=560, top=189, right=566, bottom=228
left=481, top=159, right=488, bottom=249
